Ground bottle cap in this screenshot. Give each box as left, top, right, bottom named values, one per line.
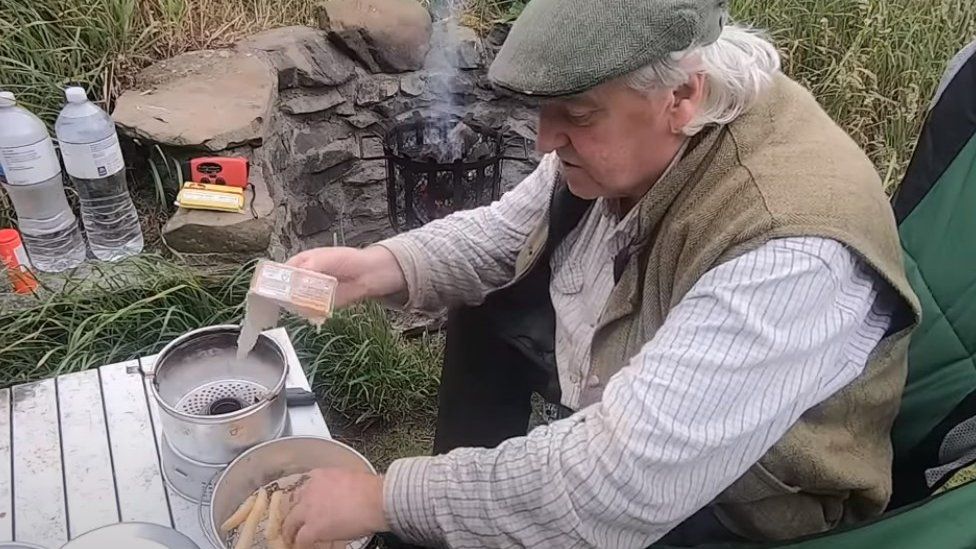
left=0, top=228, right=38, bottom=295
left=0, top=91, right=15, bottom=107
left=0, top=228, right=20, bottom=247
left=65, top=87, right=88, bottom=104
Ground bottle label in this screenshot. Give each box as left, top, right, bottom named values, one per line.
left=13, top=243, right=32, bottom=270
left=59, top=133, right=125, bottom=180
left=0, top=138, right=61, bottom=186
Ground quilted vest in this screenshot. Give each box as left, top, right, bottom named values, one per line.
left=508, top=73, right=922, bottom=540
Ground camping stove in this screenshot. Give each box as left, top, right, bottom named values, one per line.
left=365, top=111, right=524, bottom=232
left=136, top=325, right=290, bottom=502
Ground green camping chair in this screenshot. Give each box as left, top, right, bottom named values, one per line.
left=660, top=39, right=976, bottom=549
left=776, top=37, right=976, bottom=549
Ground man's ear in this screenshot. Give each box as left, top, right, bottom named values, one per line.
left=669, top=73, right=706, bottom=134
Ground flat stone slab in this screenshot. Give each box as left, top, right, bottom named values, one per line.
left=240, top=26, right=355, bottom=89
left=280, top=88, right=347, bottom=115
left=112, top=50, right=276, bottom=151
left=162, top=166, right=276, bottom=254
left=316, top=0, right=432, bottom=73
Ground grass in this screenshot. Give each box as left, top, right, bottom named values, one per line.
left=464, top=0, right=976, bottom=190
left=0, top=0, right=312, bottom=124
left=0, top=256, right=442, bottom=425
left=1, top=0, right=975, bottom=457
left=731, top=0, right=976, bottom=190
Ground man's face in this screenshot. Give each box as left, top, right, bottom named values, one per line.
left=536, top=76, right=703, bottom=200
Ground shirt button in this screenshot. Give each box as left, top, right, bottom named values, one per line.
left=587, top=375, right=600, bottom=388
left=570, top=373, right=581, bottom=384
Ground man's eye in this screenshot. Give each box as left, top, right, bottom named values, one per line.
left=568, top=111, right=593, bottom=125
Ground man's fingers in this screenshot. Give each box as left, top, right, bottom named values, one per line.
left=286, top=253, right=312, bottom=269
left=294, top=524, right=317, bottom=549
left=280, top=493, right=305, bottom=546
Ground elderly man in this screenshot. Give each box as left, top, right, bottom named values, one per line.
left=280, top=0, right=921, bottom=547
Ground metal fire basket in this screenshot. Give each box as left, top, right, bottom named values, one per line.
left=361, top=111, right=528, bottom=233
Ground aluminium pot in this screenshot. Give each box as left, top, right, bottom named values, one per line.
left=207, top=436, right=379, bottom=549
left=146, top=325, right=289, bottom=464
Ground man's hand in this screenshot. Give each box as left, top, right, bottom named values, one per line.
left=286, top=246, right=407, bottom=309
left=281, top=468, right=389, bottom=548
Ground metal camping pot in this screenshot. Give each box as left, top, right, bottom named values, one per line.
left=160, top=432, right=230, bottom=504
left=207, top=436, right=378, bottom=549
left=147, top=325, right=289, bottom=464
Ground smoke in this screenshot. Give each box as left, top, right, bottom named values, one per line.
left=424, top=0, right=461, bottom=117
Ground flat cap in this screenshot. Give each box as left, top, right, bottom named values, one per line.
left=488, top=0, right=729, bottom=97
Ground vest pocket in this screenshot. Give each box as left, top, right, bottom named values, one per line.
left=719, top=462, right=802, bottom=504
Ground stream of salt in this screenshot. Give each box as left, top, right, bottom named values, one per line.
left=236, top=293, right=282, bottom=361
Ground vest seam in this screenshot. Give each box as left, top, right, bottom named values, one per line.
left=726, top=124, right=776, bottom=221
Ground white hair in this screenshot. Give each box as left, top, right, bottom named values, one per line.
left=624, top=24, right=782, bottom=135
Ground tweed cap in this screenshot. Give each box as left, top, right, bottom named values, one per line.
left=488, top=0, right=729, bottom=97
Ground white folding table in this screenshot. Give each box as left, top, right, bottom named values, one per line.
left=0, top=328, right=329, bottom=549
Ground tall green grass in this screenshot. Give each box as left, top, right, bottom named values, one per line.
left=466, top=0, right=976, bottom=189
left=0, top=0, right=312, bottom=123
left=1, top=0, right=974, bottom=421
left=0, top=256, right=441, bottom=423
left=732, top=0, right=976, bottom=190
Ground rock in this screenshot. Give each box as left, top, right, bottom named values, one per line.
left=280, top=89, right=346, bottom=115
left=293, top=129, right=358, bottom=174
left=294, top=199, right=339, bottom=236
left=371, top=98, right=414, bottom=120
left=267, top=130, right=295, bottom=172
left=423, top=71, right=481, bottom=101
left=334, top=101, right=357, bottom=116
left=162, top=166, right=276, bottom=254
left=355, top=75, right=401, bottom=106
left=400, top=73, right=426, bottom=97
left=329, top=183, right=393, bottom=245
left=342, top=163, right=386, bottom=186
left=487, top=23, right=511, bottom=48
left=388, top=308, right=446, bottom=338
left=346, top=110, right=382, bottom=129
left=316, top=0, right=432, bottom=73
left=112, top=50, right=276, bottom=151
left=240, top=26, right=355, bottom=89
left=458, top=40, right=485, bottom=70
left=292, top=161, right=357, bottom=195
left=427, top=19, right=485, bottom=71
left=501, top=158, right=539, bottom=193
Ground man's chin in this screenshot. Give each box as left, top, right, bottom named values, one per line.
left=564, top=171, right=600, bottom=199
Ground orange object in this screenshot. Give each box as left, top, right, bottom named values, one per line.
left=0, top=228, right=38, bottom=294
left=190, top=157, right=249, bottom=188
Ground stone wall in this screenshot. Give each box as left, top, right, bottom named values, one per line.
left=112, top=0, right=538, bottom=263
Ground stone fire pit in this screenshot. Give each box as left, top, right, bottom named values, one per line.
left=111, top=0, right=538, bottom=264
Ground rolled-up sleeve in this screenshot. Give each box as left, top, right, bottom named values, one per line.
left=375, top=154, right=559, bottom=313
left=382, top=237, right=894, bottom=548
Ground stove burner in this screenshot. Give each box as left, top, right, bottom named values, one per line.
left=374, top=111, right=520, bottom=233
left=208, top=397, right=245, bottom=415
left=175, top=379, right=267, bottom=416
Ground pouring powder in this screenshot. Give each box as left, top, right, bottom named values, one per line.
left=237, top=294, right=281, bottom=361
left=237, top=261, right=338, bottom=360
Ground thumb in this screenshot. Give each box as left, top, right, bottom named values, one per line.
left=286, top=252, right=315, bottom=270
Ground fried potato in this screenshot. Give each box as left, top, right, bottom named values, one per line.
left=266, top=489, right=285, bottom=541
left=234, top=487, right=269, bottom=549
left=221, top=492, right=257, bottom=534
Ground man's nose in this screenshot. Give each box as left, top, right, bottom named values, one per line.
left=536, top=113, right=570, bottom=154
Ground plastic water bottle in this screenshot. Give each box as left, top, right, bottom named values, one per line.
left=0, top=91, right=87, bottom=272
left=55, top=86, right=143, bottom=261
